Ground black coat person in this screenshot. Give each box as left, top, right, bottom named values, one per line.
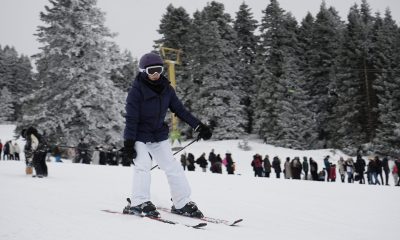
left=195, top=153, right=208, bottom=172
left=21, top=127, right=48, bottom=177
left=98, top=147, right=107, bottom=165
left=382, top=157, right=390, bottom=185
left=225, top=153, right=235, bottom=175
left=75, top=139, right=91, bottom=164
left=272, top=156, right=282, bottom=178
left=187, top=153, right=195, bottom=171
left=354, top=155, right=366, bottom=184
left=310, top=158, right=318, bottom=181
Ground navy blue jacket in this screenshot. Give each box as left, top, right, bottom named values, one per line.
left=124, top=73, right=200, bottom=143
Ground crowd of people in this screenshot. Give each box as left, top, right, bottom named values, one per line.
left=250, top=153, right=400, bottom=186
left=179, top=149, right=236, bottom=174
left=3, top=131, right=400, bottom=186
left=0, top=140, right=21, bottom=160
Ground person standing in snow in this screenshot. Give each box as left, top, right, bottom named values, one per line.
left=309, top=158, right=318, bottom=181
left=302, top=157, right=309, bottom=180
left=13, top=142, right=21, bottom=161
left=272, top=156, right=282, bottom=178
left=180, top=153, right=187, bottom=171
left=195, top=153, right=208, bottom=172
left=123, top=52, right=212, bottom=218
left=382, top=157, right=390, bottom=185
left=324, top=156, right=331, bottom=182
left=291, top=157, right=302, bottom=180
left=3, top=140, right=10, bottom=160
left=263, top=155, right=271, bottom=178
left=224, top=152, right=235, bottom=175
left=9, top=141, right=15, bottom=160
left=75, top=138, right=91, bottom=164
left=251, top=154, right=263, bottom=177
left=354, top=155, right=366, bottom=184
left=345, top=157, right=355, bottom=183
left=284, top=157, right=292, bottom=179
left=337, top=157, right=345, bottom=183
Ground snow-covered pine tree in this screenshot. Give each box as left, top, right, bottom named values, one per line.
left=305, top=2, right=344, bottom=148
left=0, top=45, right=35, bottom=121
left=110, top=49, right=137, bottom=92
left=332, top=3, right=372, bottom=151
left=253, top=0, right=285, bottom=144
left=19, top=0, right=127, bottom=147
left=233, top=2, right=259, bottom=133
left=255, top=0, right=315, bottom=148
left=371, top=9, right=400, bottom=156
left=0, top=87, right=14, bottom=122
left=190, top=8, right=246, bottom=139
left=274, top=13, right=317, bottom=150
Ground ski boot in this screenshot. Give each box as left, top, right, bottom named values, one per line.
left=171, top=201, right=204, bottom=218
left=124, top=201, right=160, bottom=218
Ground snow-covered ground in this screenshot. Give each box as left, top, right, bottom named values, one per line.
left=1, top=124, right=399, bottom=240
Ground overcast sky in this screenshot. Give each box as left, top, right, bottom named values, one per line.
left=0, top=0, right=399, bottom=61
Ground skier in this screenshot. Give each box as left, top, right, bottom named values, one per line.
left=123, top=52, right=212, bottom=218
left=21, top=127, right=49, bottom=177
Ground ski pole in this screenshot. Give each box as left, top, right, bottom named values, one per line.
left=151, top=138, right=198, bottom=171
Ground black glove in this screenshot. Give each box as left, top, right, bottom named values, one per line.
left=195, top=123, right=212, bottom=140
left=124, top=139, right=137, bottom=161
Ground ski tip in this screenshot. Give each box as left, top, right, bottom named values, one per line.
left=230, top=219, right=243, bottom=226
left=193, top=222, right=207, bottom=229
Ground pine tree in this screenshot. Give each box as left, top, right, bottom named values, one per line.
left=332, top=3, right=371, bottom=150
left=233, top=2, right=259, bottom=133
left=253, top=0, right=285, bottom=143
left=305, top=2, right=344, bottom=148
left=254, top=0, right=315, bottom=148
left=0, top=45, right=35, bottom=121
left=110, top=49, right=137, bottom=92
left=0, top=87, right=14, bottom=122
left=20, top=0, right=127, bottom=146
left=189, top=4, right=246, bottom=139
left=371, top=9, right=400, bottom=155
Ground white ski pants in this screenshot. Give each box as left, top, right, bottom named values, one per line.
left=132, top=140, right=191, bottom=209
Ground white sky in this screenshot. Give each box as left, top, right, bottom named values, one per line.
left=0, top=0, right=399, bottom=60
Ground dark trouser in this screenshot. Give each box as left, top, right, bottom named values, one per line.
left=304, top=171, right=308, bottom=180
left=378, top=171, right=384, bottom=185
left=384, top=171, right=389, bottom=185
left=311, top=171, right=318, bottom=181
left=15, top=153, right=20, bottom=160
left=265, top=172, right=270, bottom=178
left=358, top=172, right=365, bottom=184
left=276, top=172, right=280, bottom=178
left=33, top=152, right=48, bottom=176
left=255, top=168, right=263, bottom=177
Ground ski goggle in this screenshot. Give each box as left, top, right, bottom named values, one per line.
left=145, top=66, right=163, bottom=75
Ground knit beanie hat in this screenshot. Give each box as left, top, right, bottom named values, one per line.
left=139, top=52, right=163, bottom=71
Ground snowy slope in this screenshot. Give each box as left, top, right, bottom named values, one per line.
left=1, top=125, right=399, bottom=240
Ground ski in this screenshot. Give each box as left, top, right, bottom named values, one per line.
left=101, top=209, right=207, bottom=229
left=156, top=206, right=243, bottom=226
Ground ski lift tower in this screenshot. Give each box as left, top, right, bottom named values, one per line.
left=160, top=47, right=182, bottom=147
